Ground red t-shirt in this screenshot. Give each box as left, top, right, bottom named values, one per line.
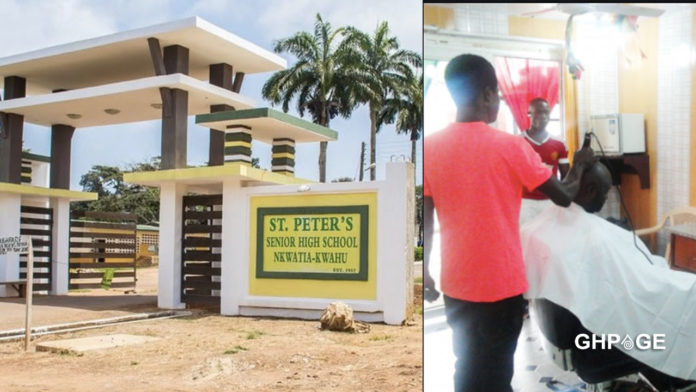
left=521, top=131, right=569, bottom=200
left=424, top=122, right=552, bottom=302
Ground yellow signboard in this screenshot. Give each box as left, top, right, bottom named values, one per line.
left=249, top=192, right=377, bottom=300
left=257, top=206, right=368, bottom=280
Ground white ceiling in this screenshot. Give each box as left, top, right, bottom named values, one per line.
left=0, top=74, right=255, bottom=128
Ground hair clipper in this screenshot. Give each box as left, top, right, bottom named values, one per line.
left=582, top=132, right=592, bottom=149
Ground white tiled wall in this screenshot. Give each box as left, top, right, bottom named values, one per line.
left=436, top=5, right=694, bottom=243
left=574, top=18, right=621, bottom=219
left=451, top=3, right=508, bottom=35
left=657, top=9, right=692, bottom=252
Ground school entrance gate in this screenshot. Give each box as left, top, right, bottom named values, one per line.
left=126, top=162, right=415, bottom=325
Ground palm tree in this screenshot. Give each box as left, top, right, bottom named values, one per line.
left=262, top=14, right=363, bottom=182
left=346, top=22, right=422, bottom=180
left=379, top=73, right=423, bottom=169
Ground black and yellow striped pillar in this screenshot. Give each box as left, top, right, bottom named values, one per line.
left=271, top=138, right=295, bottom=176
left=21, top=160, right=31, bottom=184
left=224, top=126, right=252, bottom=165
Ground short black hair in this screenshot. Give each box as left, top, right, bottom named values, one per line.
left=444, top=54, right=497, bottom=107
left=581, top=161, right=612, bottom=192
left=529, top=97, right=548, bottom=107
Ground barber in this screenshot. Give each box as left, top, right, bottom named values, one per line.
left=423, top=54, right=595, bottom=392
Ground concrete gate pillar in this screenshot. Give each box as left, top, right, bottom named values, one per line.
left=50, top=197, right=71, bottom=295
left=220, top=178, right=245, bottom=315
left=158, top=182, right=187, bottom=309
left=379, top=162, right=415, bottom=324
left=0, top=76, right=26, bottom=184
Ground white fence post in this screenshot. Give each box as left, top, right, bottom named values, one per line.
left=0, top=194, right=21, bottom=297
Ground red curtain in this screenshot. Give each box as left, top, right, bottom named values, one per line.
left=494, top=57, right=560, bottom=131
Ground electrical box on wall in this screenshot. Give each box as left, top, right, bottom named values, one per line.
left=586, top=114, right=646, bottom=155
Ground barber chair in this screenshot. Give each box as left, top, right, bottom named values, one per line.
left=530, top=298, right=696, bottom=392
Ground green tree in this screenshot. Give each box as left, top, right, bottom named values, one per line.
left=262, top=13, right=364, bottom=183
left=379, top=73, right=423, bottom=168
left=73, top=157, right=161, bottom=225
left=346, top=22, right=422, bottom=181
left=78, top=165, right=124, bottom=198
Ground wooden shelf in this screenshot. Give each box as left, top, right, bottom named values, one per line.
left=599, top=154, right=650, bottom=189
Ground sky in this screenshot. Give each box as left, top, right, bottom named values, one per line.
left=0, top=0, right=423, bottom=189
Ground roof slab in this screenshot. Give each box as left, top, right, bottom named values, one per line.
left=196, top=108, right=338, bottom=144
left=123, top=163, right=312, bottom=188
left=0, top=183, right=97, bottom=202
left=0, top=74, right=255, bottom=128
left=0, top=17, right=286, bottom=95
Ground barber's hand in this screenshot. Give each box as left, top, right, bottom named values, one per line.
left=572, top=146, right=597, bottom=170
left=423, top=272, right=441, bottom=302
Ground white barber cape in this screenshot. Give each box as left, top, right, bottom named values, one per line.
left=521, top=203, right=696, bottom=381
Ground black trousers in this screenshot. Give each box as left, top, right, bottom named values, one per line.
left=444, top=294, right=526, bottom=392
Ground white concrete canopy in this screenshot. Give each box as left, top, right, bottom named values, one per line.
left=123, top=163, right=311, bottom=188
left=0, top=183, right=97, bottom=202
left=196, top=107, right=338, bottom=144
left=0, top=17, right=286, bottom=95
left=0, top=74, right=255, bottom=128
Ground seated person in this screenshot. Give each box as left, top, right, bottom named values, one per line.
left=520, top=162, right=696, bottom=383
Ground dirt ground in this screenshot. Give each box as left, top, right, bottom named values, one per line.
left=0, top=266, right=423, bottom=392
